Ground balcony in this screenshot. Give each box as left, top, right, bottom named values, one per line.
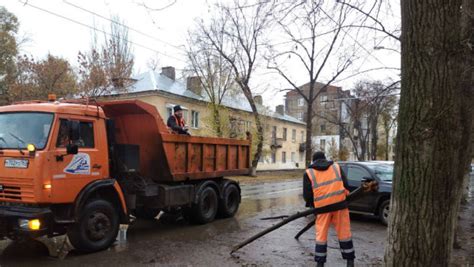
left=299, top=143, right=306, bottom=152
left=270, top=138, right=284, bottom=149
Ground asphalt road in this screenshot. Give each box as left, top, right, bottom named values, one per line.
left=0, top=177, right=471, bottom=266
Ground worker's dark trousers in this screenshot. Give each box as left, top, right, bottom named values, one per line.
left=314, top=208, right=355, bottom=263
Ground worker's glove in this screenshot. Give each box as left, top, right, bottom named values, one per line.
left=305, top=201, right=314, bottom=208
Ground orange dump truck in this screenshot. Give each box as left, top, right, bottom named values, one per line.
left=0, top=99, right=250, bottom=252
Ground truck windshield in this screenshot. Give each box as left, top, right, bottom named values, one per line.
left=0, top=112, right=54, bottom=150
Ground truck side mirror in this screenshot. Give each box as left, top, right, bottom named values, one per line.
left=68, top=120, right=81, bottom=142
left=66, top=144, right=78, bottom=155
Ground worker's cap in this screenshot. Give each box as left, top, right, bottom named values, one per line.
left=312, top=151, right=326, bottom=161
left=173, top=105, right=183, bottom=112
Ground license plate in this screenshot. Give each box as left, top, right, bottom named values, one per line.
left=4, top=159, right=29, bottom=169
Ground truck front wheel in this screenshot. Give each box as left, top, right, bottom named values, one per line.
left=190, top=186, right=218, bottom=224
left=68, top=199, right=120, bottom=252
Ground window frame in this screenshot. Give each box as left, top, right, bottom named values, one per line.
left=56, top=118, right=95, bottom=149
left=191, top=110, right=199, bottom=128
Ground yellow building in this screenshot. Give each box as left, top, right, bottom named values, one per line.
left=102, top=67, right=306, bottom=170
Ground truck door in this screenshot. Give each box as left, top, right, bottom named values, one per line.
left=50, top=118, right=107, bottom=203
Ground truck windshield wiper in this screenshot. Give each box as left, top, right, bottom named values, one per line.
left=0, top=136, right=6, bottom=149
left=9, top=132, right=26, bottom=155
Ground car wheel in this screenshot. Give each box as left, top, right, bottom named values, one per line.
left=67, top=199, right=119, bottom=252
left=218, top=183, right=241, bottom=218
left=378, top=200, right=390, bottom=226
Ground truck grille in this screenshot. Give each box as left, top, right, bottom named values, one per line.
left=0, top=178, right=34, bottom=202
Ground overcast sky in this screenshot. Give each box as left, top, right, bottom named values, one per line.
left=2, top=0, right=400, bottom=109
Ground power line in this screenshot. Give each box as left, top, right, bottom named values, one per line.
left=62, top=0, right=186, bottom=52
left=18, top=0, right=186, bottom=63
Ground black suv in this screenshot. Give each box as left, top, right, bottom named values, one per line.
left=338, top=161, right=393, bottom=225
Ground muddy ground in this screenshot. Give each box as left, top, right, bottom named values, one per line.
left=0, top=172, right=472, bottom=266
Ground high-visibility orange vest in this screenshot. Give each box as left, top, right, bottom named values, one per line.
left=171, top=115, right=185, bottom=134
left=306, top=163, right=348, bottom=208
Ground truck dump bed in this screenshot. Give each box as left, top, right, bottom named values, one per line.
left=100, top=100, right=251, bottom=182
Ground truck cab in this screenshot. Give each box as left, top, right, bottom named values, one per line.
left=0, top=98, right=250, bottom=252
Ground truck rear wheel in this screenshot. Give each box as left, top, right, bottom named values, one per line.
left=67, top=199, right=119, bottom=252
left=218, top=183, right=240, bottom=218
left=190, top=186, right=218, bottom=224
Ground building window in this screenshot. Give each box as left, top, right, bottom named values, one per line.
left=301, top=130, right=305, bottom=142
left=320, top=124, right=326, bottom=132
left=167, top=107, right=173, bottom=118
left=183, top=110, right=189, bottom=122
left=298, top=112, right=304, bottom=121
left=282, top=151, right=286, bottom=163
left=297, top=98, right=304, bottom=106
left=299, top=151, right=304, bottom=162
left=283, top=128, right=287, bottom=141
left=271, top=151, right=276, bottom=163
left=291, top=152, right=296, bottom=162
left=320, top=139, right=326, bottom=150
left=292, top=129, right=296, bottom=142
left=244, top=121, right=252, bottom=132
left=272, top=126, right=277, bottom=143
left=320, top=95, right=328, bottom=102
left=191, top=111, right=199, bottom=128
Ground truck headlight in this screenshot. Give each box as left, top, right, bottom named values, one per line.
left=18, top=219, right=41, bottom=230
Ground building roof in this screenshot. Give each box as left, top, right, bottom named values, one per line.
left=123, top=70, right=305, bottom=125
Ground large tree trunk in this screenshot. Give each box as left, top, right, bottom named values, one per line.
left=370, top=113, right=378, bottom=160
left=305, top=98, right=314, bottom=166
left=211, top=103, right=222, bottom=137
left=242, top=85, right=264, bottom=177
left=384, top=0, right=473, bottom=266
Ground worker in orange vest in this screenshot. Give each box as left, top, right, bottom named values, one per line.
left=303, top=151, right=354, bottom=267
left=167, top=105, right=190, bottom=135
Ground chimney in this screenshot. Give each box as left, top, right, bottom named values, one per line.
left=276, top=105, right=285, bottom=115
left=187, top=76, right=202, bottom=96
left=161, top=66, right=175, bottom=80
left=253, top=95, right=263, bottom=105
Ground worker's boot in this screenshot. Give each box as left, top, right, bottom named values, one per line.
left=316, top=262, right=324, bottom=267
left=347, top=259, right=354, bottom=267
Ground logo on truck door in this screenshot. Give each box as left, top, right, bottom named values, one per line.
left=64, top=153, right=91, bottom=175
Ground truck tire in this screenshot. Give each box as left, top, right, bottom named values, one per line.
left=190, top=186, right=218, bottom=224
left=133, top=207, right=161, bottom=220
left=218, top=183, right=240, bottom=218
left=378, top=200, right=390, bottom=226
left=67, top=199, right=120, bottom=252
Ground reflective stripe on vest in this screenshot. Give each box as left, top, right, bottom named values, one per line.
left=306, top=163, right=346, bottom=208
left=306, top=165, right=342, bottom=189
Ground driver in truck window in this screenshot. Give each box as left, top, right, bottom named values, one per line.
left=56, top=121, right=70, bottom=147
left=167, top=105, right=190, bottom=135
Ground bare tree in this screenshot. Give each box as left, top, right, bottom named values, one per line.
left=267, top=0, right=355, bottom=165
left=195, top=0, right=275, bottom=175
left=186, top=30, right=235, bottom=137
left=353, top=80, right=399, bottom=160
left=10, top=54, right=77, bottom=101
left=385, top=0, right=473, bottom=265
left=78, top=16, right=134, bottom=97
left=315, top=79, right=399, bottom=161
